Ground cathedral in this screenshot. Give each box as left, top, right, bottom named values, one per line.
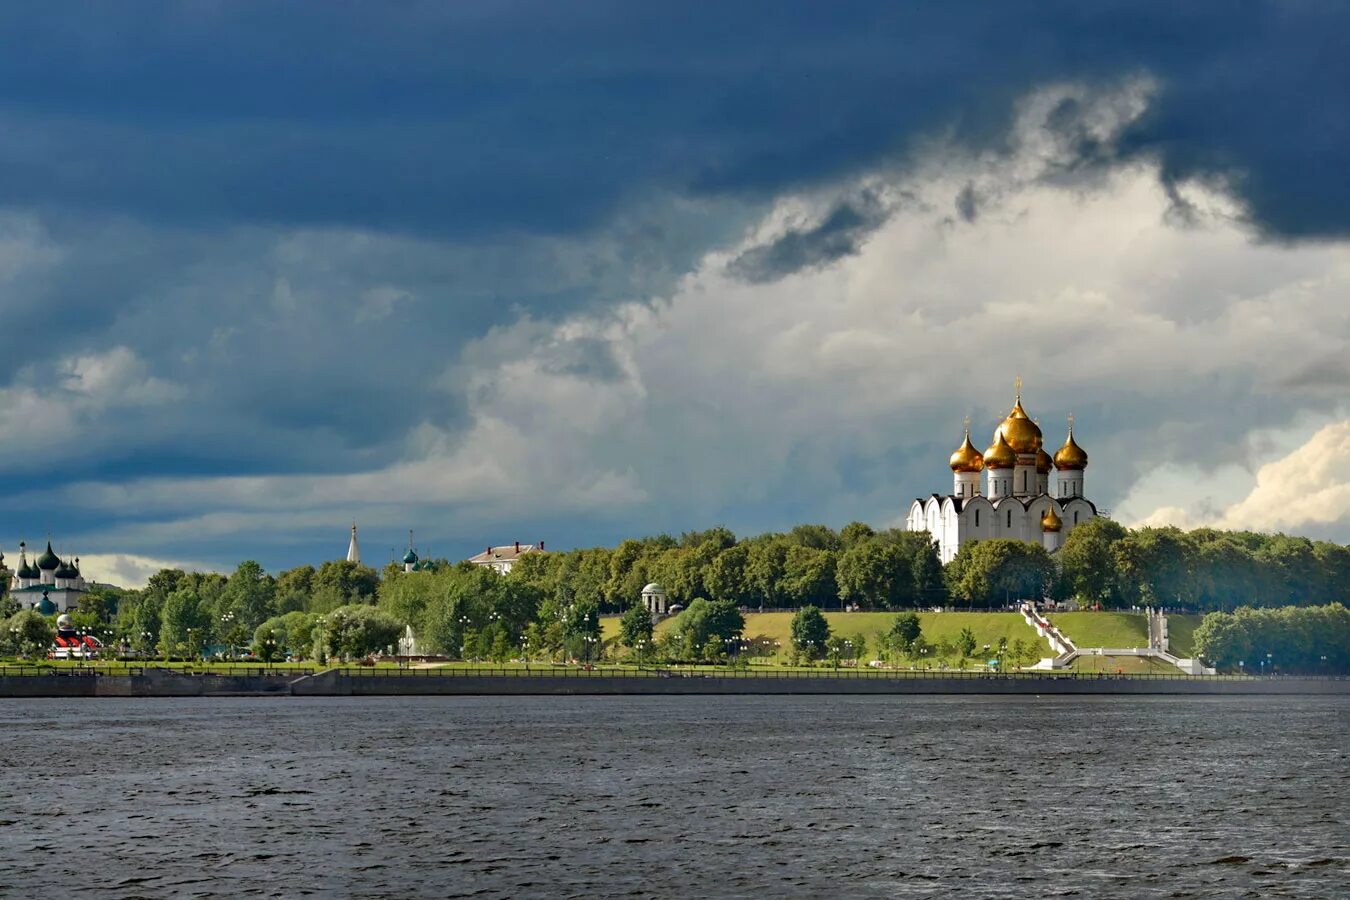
left=907, top=384, right=1096, bottom=564
left=5, top=540, right=90, bottom=613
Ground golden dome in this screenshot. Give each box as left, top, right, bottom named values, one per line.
left=1041, top=508, right=1063, bottom=533
left=949, top=433, right=985, bottom=473
left=983, top=432, right=1015, bottom=469
left=1053, top=421, right=1089, bottom=470
left=995, top=398, right=1043, bottom=454
left=1035, top=448, right=1053, bottom=474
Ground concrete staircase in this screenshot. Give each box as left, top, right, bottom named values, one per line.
left=1019, top=602, right=1214, bottom=675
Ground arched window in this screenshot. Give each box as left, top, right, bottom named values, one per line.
left=1074, top=512, right=1079, bottom=524
left=1007, top=510, right=1012, bottom=528
left=975, top=509, right=980, bottom=527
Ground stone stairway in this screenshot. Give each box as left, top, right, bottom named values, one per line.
left=1019, top=602, right=1215, bottom=675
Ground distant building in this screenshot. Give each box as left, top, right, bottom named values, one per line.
left=346, top=523, right=361, bottom=565
left=6, top=540, right=90, bottom=613
left=641, top=582, right=669, bottom=618
left=468, top=541, right=545, bottom=574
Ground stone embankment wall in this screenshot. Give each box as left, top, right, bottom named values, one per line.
left=292, top=672, right=1348, bottom=697
left=0, top=669, right=298, bottom=698
left=2, top=670, right=1346, bottom=698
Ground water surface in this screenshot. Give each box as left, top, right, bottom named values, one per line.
left=0, top=695, right=1345, bottom=898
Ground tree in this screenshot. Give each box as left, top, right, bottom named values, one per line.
left=840, top=521, right=876, bottom=547
left=6, top=609, right=55, bottom=658
left=1114, top=527, right=1194, bottom=607
left=311, top=560, right=380, bottom=611
left=274, top=564, right=316, bottom=613
left=254, top=611, right=318, bottom=661
left=220, top=560, right=277, bottom=646
left=955, top=627, right=977, bottom=658
left=619, top=603, right=654, bottom=651
left=705, top=544, right=749, bottom=605
left=1057, top=517, right=1128, bottom=606
left=835, top=542, right=910, bottom=609
left=315, top=605, right=402, bottom=662
left=744, top=538, right=789, bottom=609
left=781, top=545, right=837, bottom=608
left=159, top=588, right=211, bottom=660
left=670, top=598, right=744, bottom=660
left=945, top=540, right=1056, bottom=606
left=889, top=611, right=922, bottom=651
left=790, top=605, right=831, bottom=660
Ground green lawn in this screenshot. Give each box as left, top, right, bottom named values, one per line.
left=1065, top=654, right=1177, bottom=674
left=603, top=610, right=1043, bottom=662
left=1166, top=615, right=1204, bottom=657
left=1038, top=611, right=1204, bottom=655
left=1044, top=612, right=1148, bottom=649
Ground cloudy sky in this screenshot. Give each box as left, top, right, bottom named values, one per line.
left=1, top=3, right=1347, bottom=586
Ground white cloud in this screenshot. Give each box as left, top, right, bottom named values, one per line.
left=1133, top=420, right=1350, bottom=535
left=60, top=346, right=183, bottom=404
left=10, top=79, right=1350, bottom=555
left=0, top=346, right=184, bottom=463
left=74, top=552, right=218, bottom=590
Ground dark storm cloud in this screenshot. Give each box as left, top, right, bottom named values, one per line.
left=727, top=191, right=889, bottom=283
left=0, top=2, right=1346, bottom=240
left=2, top=1, right=1348, bottom=572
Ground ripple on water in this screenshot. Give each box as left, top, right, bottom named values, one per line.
left=0, top=695, right=1346, bottom=899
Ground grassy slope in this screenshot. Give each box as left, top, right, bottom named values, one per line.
left=604, top=610, right=1041, bottom=659
left=603, top=609, right=1206, bottom=662
left=1044, top=612, right=1148, bottom=649
left=1166, top=615, right=1203, bottom=657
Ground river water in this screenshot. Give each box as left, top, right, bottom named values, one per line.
left=0, top=695, right=1345, bottom=898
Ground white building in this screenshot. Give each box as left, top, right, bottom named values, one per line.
left=907, top=387, right=1095, bottom=564
left=641, top=582, right=669, bottom=618
left=346, top=523, right=361, bottom=565
left=467, top=541, right=544, bottom=574
left=6, top=540, right=90, bottom=613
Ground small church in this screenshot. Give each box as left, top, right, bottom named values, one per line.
left=6, top=540, right=91, bottom=614
left=907, top=382, right=1097, bottom=564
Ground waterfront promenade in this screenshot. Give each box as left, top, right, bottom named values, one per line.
left=1, top=664, right=1345, bottom=698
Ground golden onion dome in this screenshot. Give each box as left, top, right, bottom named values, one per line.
left=1035, top=448, right=1053, bottom=474
left=983, top=432, right=1016, bottom=469
left=949, top=432, right=985, bottom=473
left=1053, top=422, right=1089, bottom=470
left=1041, top=507, right=1063, bottom=533
left=995, top=398, right=1043, bottom=454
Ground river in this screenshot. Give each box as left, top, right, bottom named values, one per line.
left=0, top=695, right=1345, bottom=898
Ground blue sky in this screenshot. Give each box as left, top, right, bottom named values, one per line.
left=1, top=2, right=1347, bottom=585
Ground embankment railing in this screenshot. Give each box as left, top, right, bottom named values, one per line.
left=327, top=665, right=1347, bottom=683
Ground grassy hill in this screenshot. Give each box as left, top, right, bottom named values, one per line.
left=603, top=610, right=1042, bottom=661
left=601, top=608, right=1208, bottom=663
left=1041, top=611, right=1204, bottom=656
left=1042, top=612, right=1148, bottom=649
left=1165, top=615, right=1203, bottom=657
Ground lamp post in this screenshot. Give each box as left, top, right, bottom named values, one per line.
left=1266, top=652, right=1273, bottom=676
left=458, top=615, right=471, bottom=663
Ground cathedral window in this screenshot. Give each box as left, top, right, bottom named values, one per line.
left=975, top=509, right=980, bottom=527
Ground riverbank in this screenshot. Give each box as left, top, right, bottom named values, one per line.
left=2, top=666, right=1345, bottom=698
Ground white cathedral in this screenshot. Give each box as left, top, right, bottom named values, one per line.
left=907, top=385, right=1095, bottom=564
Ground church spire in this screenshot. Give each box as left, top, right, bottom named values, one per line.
left=346, top=522, right=362, bottom=565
